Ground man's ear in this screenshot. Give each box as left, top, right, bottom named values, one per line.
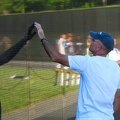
left=97, top=44, right=102, bottom=51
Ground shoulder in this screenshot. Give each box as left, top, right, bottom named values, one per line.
left=68, top=55, right=91, bottom=64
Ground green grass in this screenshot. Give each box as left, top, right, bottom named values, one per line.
left=0, top=66, right=78, bottom=114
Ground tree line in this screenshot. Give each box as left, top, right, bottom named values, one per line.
left=0, top=0, right=119, bottom=14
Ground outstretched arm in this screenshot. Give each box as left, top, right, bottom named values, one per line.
left=41, top=38, right=68, bottom=66
left=34, top=22, right=69, bottom=67
left=0, top=23, right=36, bottom=66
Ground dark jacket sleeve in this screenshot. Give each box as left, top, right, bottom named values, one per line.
left=0, top=38, right=26, bottom=66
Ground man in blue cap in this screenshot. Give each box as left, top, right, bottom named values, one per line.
left=34, top=22, right=120, bottom=120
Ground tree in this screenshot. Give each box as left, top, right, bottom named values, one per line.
left=0, top=0, right=119, bottom=14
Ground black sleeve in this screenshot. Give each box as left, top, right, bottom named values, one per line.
left=0, top=38, right=26, bottom=66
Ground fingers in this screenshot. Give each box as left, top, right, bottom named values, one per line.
left=27, top=23, right=36, bottom=36
left=34, top=22, right=42, bottom=29
left=28, top=23, right=35, bottom=31
left=34, top=22, right=45, bottom=39
left=34, top=22, right=39, bottom=27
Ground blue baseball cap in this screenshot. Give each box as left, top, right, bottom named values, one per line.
left=89, top=31, right=114, bottom=51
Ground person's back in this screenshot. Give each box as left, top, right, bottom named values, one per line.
left=107, top=48, right=120, bottom=61
left=57, top=34, right=66, bottom=54
left=65, top=36, right=74, bottom=55
left=69, top=55, right=120, bottom=120
left=107, top=39, right=120, bottom=65
left=74, top=35, right=83, bottom=55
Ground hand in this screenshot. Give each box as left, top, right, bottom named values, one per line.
left=23, top=23, right=36, bottom=41
left=34, top=22, right=45, bottom=40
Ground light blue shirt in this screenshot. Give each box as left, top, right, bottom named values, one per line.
left=68, top=55, right=120, bottom=120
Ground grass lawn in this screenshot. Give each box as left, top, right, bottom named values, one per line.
left=0, top=66, right=79, bottom=114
